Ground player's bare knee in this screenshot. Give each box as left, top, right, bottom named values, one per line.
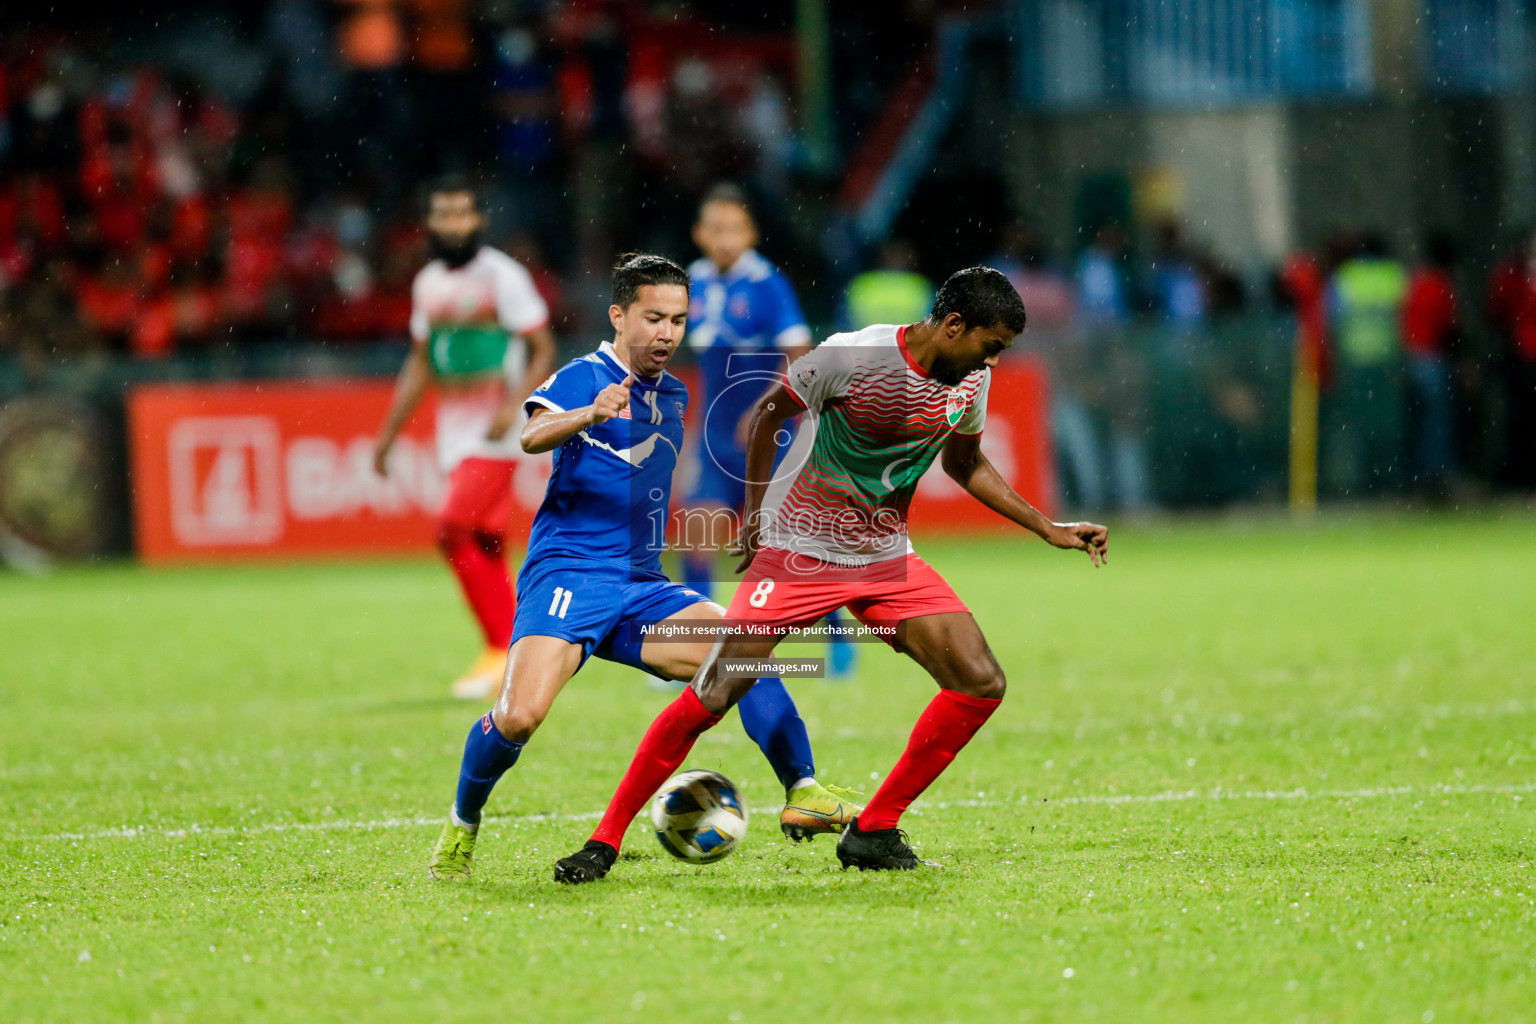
left=656, top=657, right=698, bottom=683
left=693, top=672, right=753, bottom=715
left=692, top=674, right=730, bottom=713
left=493, top=705, right=545, bottom=742
left=949, top=656, right=1006, bottom=700
left=667, top=644, right=710, bottom=680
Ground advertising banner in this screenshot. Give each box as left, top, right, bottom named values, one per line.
left=127, top=360, right=1053, bottom=563
left=127, top=381, right=549, bottom=562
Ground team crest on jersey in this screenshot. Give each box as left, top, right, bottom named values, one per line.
left=945, top=389, right=967, bottom=426
left=798, top=367, right=818, bottom=388
left=729, top=294, right=751, bottom=318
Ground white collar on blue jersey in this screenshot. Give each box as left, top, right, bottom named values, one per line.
left=694, top=249, right=770, bottom=283
left=598, top=340, right=664, bottom=382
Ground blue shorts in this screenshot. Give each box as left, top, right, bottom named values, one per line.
left=512, top=555, right=709, bottom=671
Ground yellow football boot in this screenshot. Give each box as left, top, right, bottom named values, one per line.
left=780, top=782, right=863, bottom=842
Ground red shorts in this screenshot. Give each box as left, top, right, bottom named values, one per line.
left=438, top=457, right=516, bottom=534
left=724, top=546, right=969, bottom=643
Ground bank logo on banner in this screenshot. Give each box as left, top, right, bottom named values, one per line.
left=287, top=436, right=443, bottom=520
left=168, top=417, right=283, bottom=545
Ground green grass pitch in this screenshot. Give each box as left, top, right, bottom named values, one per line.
left=2, top=514, right=1534, bottom=1023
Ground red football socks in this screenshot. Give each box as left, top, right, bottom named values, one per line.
left=858, top=689, right=1002, bottom=831
left=590, top=688, right=724, bottom=851
left=438, top=526, right=516, bottom=649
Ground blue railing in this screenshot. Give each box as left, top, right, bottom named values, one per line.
left=1014, top=0, right=1374, bottom=109
left=1424, top=0, right=1532, bottom=94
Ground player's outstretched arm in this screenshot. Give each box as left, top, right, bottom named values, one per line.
left=373, top=344, right=433, bottom=477
left=520, top=375, right=633, bottom=454
left=732, top=384, right=803, bottom=573
left=488, top=325, right=558, bottom=441
left=940, top=432, right=1108, bottom=567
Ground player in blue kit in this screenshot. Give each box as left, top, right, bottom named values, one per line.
left=428, top=254, right=860, bottom=881
left=681, top=185, right=856, bottom=676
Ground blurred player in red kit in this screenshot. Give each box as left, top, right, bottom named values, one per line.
left=374, top=177, right=557, bottom=698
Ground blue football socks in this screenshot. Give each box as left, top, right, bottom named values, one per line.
left=737, top=676, right=815, bottom=792
left=453, top=713, right=525, bottom=826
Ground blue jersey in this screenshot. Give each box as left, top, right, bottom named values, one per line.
left=522, top=341, right=689, bottom=575
left=686, top=250, right=811, bottom=461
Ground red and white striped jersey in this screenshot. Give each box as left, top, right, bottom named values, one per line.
left=762, top=323, right=988, bottom=565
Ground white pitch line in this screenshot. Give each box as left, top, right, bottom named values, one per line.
left=9, top=780, right=1533, bottom=845
left=916, top=779, right=1536, bottom=813
left=12, top=809, right=604, bottom=844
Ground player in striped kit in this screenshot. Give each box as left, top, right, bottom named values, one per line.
left=555, top=267, right=1109, bottom=882
left=681, top=184, right=858, bottom=678
left=373, top=177, right=557, bottom=699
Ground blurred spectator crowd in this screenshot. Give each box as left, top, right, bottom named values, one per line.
left=0, top=21, right=424, bottom=364
left=0, top=1, right=815, bottom=365
left=895, top=214, right=1536, bottom=508
left=2, top=3, right=1534, bottom=506
left=1278, top=227, right=1536, bottom=500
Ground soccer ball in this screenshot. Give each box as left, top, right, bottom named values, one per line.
left=650, top=769, right=749, bottom=864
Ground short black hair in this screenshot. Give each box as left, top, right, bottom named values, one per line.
left=929, top=266, right=1027, bottom=334
left=428, top=173, right=478, bottom=208
left=611, top=252, right=690, bottom=309
left=698, top=182, right=753, bottom=220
